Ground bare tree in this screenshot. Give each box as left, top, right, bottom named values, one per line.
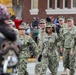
left=12, top=0, right=24, bottom=19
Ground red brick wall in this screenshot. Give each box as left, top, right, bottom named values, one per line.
left=60, top=0, right=63, bottom=9
left=23, top=0, right=76, bottom=24
left=68, top=0, right=71, bottom=8
left=23, top=0, right=48, bottom=23
left=38, top=0, right=47, bottom=18
left=52, top=0, right=55, bottom=9
left=23, top=0, right=31, bottom=22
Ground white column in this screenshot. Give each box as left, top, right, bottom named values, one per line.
left=71, top=0, right=73, bottom=9
left=47, top=0, right=49, bottom=9
left=31, top=0, right=33, bottom=9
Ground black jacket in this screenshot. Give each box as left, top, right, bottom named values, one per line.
left=0, top=22, right=16, bottom=41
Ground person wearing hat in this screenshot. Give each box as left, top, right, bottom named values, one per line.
left=35, top=19, right=46, bottom=75
left=61, top=17, right=76, bottom=75
left=17, top=22, right=39, bottom=75
left=39, top=19, right=46, bottom=29
left=56, top=16, right=67, bottom=60
left=56, top=16, right=67, bottom=33
left=7, top=19, right=19, bottom=36
left=38, top=22, right=59, bottom=75
left=37, top=19, right=46, bottom=35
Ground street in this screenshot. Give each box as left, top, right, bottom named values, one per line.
left=27, top=60, right=76, bottom=75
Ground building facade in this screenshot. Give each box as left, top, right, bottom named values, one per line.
left=23, top=0, right=76, bottom=24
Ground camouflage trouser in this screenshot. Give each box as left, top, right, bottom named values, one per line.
left=39, top=51, right=59, bottom=75
left=63, top=48, right=76, bottom=75
left=17, top=58, right=29, bottom=75
left=57, top=46, right=63, bottom=56
left=35, top=61, right=42, bottom=75
left=57, top=42, right=63, bottom=56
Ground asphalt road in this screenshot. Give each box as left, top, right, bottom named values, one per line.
left=27, top=60, right=74, bottom=75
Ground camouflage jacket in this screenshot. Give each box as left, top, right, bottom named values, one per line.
left=41, top=32, right=59, bottom=54
left=37, top=28, right=46, bottom=54
left=60, top=25, right=76, bottom=48
left=57, top=23, right=67, bottom=48
left=19, top=35, right=38, bottom=57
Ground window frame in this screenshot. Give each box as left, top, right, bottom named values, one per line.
left=29, top=0, right=39, bottom=15
left=64, top=0, right=68, bottom=8
left=48, top=0, right=61, bottom=9
left=57, top=0, right=60, bottom=8
left=48, top=0, right=52, bottom=9
left=73, top=0, right=76, bottom=8
left=31, top=0, right=38, bottom=9
left=46, top=0, right=76, bottom=14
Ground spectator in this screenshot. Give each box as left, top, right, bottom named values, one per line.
left=14, top=17, right=22, bottom=30
left=54, top=17, right=59, bottom=26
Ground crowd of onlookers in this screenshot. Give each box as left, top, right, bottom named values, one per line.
left=10, top=15, right=60, bottom=37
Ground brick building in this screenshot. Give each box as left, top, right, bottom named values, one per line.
left=23, top=0, right=76, bottom=24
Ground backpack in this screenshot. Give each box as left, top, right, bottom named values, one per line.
left=0, top=39, right=21, bottom=74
